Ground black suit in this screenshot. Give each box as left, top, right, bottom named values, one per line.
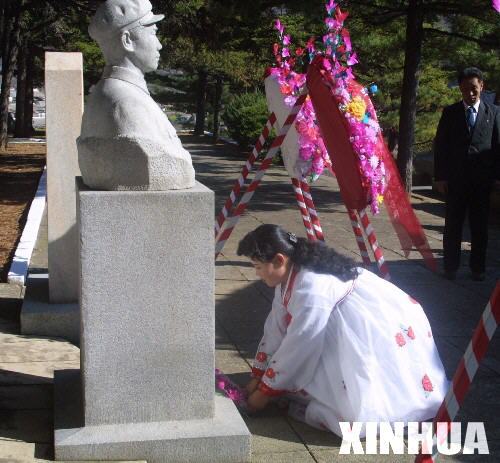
left=434, top=100, right=500, bottom=274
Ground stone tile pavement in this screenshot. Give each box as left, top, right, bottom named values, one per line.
left=0, top=134, right=499, bottom=462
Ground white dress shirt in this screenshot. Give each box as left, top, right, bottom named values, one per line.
left=463, top=99, right=481, bottom=127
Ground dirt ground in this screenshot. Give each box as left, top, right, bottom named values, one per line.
left=0, top=142, right=46, bottom=282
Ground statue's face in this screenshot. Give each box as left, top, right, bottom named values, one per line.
left=128, top=24, right=162, bottom=73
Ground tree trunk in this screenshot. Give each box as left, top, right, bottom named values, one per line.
left=0, top=1, right=23, bottom=149
left=23, top=48, right=34, bottom=136
left=397, top=0, right=424, bottom=192
left=0, top=0, right=10, bottom=64
left=212, top=75, right=223, bottom=143
left=0, top=1, right=6, bottom=56
left=14, top=38, right=27, bottom=137
left=194, top=68, right=208, bottom=136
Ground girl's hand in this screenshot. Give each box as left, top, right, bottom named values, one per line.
left=245, top=377, right=260, bottom=395
left=247, top=390, right=271, bottom=412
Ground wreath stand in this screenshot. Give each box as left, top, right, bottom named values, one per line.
left=214, top=91, right=389, bottom=278
left=213, top=112, right=500, bottom=459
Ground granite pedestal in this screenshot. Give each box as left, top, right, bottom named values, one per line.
left=54, top=179, right=250, bottom=462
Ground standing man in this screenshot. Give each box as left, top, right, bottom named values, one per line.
left=434, top=67, right=500, bottom=281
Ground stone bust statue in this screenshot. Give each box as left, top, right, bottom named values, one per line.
left=78, top=0, right=195, bottom=190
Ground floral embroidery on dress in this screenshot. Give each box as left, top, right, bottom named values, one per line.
left=422, top=374, right=434, bottom=397
left=285, top=312, right=292, bottom=326
left=395, top=332, right=406, bottom=347
left=399, top=324, right=416, bottom=341
left=408, top=295, right=419, bottom=304
left=256, top=352, right=268, bottom=363
left=266, top=368, right=276, bottom=379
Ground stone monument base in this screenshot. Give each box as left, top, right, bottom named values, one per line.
left=21, top=273, right=79, bottom=345
left=54, top=370, right=250, bottom=463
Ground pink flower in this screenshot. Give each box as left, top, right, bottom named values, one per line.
left=325, top=17, right=336, bottom=30
left=407, top=326, right=416, bottom=340
left=325, top=0, right=336, bottom=15
left=347, top=52, right=359, bottom=66
left=215, top=369, right=248, bottom=406
left=283, top=34, right=291, bottom=46
left=493, top=0, right=500, bottom=13
left=395, top=332, right=406, bottom=347
left=275, top=19, right=284, bottom=36
left=299, top=145, right=314, bottom=161
left=422, top=374, right=433, bottom=392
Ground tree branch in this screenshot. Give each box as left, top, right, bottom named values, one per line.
left=423, top=27, right=498, bottom=47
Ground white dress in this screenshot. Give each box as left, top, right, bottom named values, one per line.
left=251, top=266, right=448, bottom=437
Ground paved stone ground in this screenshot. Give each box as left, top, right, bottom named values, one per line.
left=0, top=134, right=499, bottom=462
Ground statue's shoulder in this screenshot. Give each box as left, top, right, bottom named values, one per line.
left=88, top=78, right=153, bottom=121
left=97, top=78, right=146, bottom=105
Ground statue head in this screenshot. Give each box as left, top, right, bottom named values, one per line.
left=89, top=0, right=164, bottom=73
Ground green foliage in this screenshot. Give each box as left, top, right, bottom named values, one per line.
left=70, top=41, right=104, bottom=91
left=223, top=92, right=269, bottom=148
left=345, top=14, right=406, bottom=134
left=15, top=0, right=496, bottom=150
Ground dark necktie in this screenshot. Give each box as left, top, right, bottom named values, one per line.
left=466, top=106, right=476, bottom=131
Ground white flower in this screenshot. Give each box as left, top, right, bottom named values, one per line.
left=369, top=155, right=379, bottom=169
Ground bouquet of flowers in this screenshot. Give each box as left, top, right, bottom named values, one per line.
left=215, top=368, right=248, bottom=409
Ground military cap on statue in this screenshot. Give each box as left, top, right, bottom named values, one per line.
left=89, top=0, right=164, bottom=43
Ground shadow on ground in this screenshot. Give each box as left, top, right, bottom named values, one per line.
left=214, top=256, right=500, bottom=460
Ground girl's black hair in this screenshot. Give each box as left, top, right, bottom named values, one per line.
left=237, top=224, right=358, bottom=282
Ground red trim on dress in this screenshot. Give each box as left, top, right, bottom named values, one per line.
left=283, top=266, right=299, bottom=309
left=251, top=367, right=265, bottom=378
left=258, top=381, right=287, bottom=397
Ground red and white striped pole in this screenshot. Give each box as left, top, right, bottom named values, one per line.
left=291, top=177, right=316, bottom=241
left=358, top=208, right=390, bottom=279
left=300, top=179, right=325, bottom=241
left=347, top=209, right=371, bottom=267
left=215, top=113, right=277, bottom=237
left=415, top=282, right=500, bottom=463
left=215, top=93, right=308, bottom=258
